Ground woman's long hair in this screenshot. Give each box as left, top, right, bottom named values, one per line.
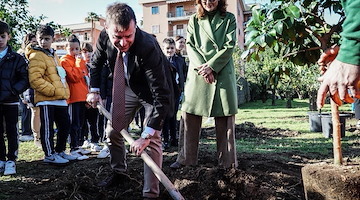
left=196, top=0, right=227, bottom=19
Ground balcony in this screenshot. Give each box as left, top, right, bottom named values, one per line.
left=167, top=30, right=186, bottom=38
left=167, top=10, right=195, bottom=21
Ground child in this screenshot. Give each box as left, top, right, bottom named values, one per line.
left=0, top=21, right=29, bottom=175
left=60, top=35, right=90, bottom=160
left=161, top=38, right=187, bottom=149
left=79, top=42, right=102, bottom=152
left=18, top=33, right=41, bottom=147
left=25, top=25, right=76, bottom=164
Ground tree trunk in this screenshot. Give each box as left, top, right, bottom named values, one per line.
left=308, top=90, right=317, bottom=111
left=286, top=92, right=292, bottom=108
left=271, top=88, right=276, bottom=106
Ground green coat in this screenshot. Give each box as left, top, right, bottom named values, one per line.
left=181, top=11, right=238, bottom=117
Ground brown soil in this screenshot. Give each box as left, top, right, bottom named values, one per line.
left=0, top=122, right=358, bottom=200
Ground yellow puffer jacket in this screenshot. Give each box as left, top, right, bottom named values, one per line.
left=25, top=45, right=70, bottom=104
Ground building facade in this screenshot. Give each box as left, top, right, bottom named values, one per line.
left=138, top=0, right=251, bottom=49
left=52, top=17, right=106, bottom=55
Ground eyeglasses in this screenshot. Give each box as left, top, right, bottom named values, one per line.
left=202, top=0, right=218, bottom=3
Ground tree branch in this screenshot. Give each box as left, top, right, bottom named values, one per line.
left=282, top=46, right=322, bottom=58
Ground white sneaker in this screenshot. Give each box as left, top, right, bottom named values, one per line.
left=97, top=146, right=110, bottom=158
left=75, top=148, right=91, bottom=155
left=0, top=161, right=6, bottom=174
left=90, top=143, right=102, bottom=152
left=70, top=151, right=89, bottom=161
left=57, top=152, right=77, bottom=161
left=4, top=161, right=16, bottom=175
left=43, top=154, right=69, bottom=165
left=19, top=135, right=34, bottom=142
left=81, top=140, right=91, bottom=149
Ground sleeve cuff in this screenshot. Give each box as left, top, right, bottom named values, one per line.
left=143, top=126, right=156, bottom=136
left=90, top=88, right=100, bottom=93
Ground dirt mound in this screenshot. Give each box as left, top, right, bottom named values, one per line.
left=1, top=123, right=305, bottom=200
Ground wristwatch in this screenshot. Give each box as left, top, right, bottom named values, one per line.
left=141, top=131, right=152, bottom=139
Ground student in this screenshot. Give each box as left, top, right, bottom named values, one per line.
left=18, top=33, right=41, bottom=147
left=25, top=25, right=76, bottom=164
left=80, top=42, right=102, bottom=152
left=60, top=35, right=90, bottom=160
left=162, top=38, right=186, bottom=149
left=0, top=21, right=29, bottom=175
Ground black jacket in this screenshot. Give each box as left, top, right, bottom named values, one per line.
left=0, top=46, right=29, bottom=103
left=90, top=28, right=174, bottom=130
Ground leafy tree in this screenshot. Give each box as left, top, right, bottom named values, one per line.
left=242, top=0, right=344, bottom=66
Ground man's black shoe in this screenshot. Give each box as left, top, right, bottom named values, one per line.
left=97, top=173, right=126, bottom=188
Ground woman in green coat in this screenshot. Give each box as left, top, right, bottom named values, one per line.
left=171, top=0, right=238, bottom=169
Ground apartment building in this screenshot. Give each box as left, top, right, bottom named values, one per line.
left=138, top=0, right=251, bottom=50
left=52, top=17, right=106, bottom=56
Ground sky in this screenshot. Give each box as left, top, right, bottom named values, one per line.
left=27, top=0, right=340, bottom=26
left=27, top=0, right=143, bottom=25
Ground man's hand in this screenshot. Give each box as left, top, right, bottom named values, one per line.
left=317, top=45, right=339, bottom=74
left=86, top=92, right=102, bottom=108
left=130, top=138, right=151, bottom=156
left=317, top=60, right=360, bottom=108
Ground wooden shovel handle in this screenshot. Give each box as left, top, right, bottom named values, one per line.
left=97, top=104, right=185, bottom=200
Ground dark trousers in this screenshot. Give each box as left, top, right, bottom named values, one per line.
left=69, top=102, right=86, bottom=150
left=355, top=99, right=360, bottom=119
left=40, top=105, right=70, bottom=157
left=134, top=107, right=145, bottom=131
left=162, top=96, right=180, bottom=144
left=0, top=105, right=19, bottom=161
left=82, top=106, right=99, bottom=144
left=20, top=100, right=32, bottom=136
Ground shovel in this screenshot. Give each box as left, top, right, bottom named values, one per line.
left=96, top=104, right=185, bottom=200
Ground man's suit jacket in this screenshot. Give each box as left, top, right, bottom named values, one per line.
left=90, top=28, right=174, bottom=130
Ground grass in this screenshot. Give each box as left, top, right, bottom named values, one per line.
left=3, top=98, right=360, bottom=179
left=201, top=98, right=360, bottom=162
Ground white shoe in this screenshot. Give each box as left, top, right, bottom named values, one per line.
left=4, top=161, right=16, bottom=175
left=97, top=146, right=110, bottom=158
left=75, top=148, right=91, bottom=155
left=70, top=151, right=89, bottom=161
left=57, top=152, right=77, bottom=161
left=90, top=143, right=102, bottom=152
left=43, top=154, right=69, bottom=165
left=81, top=140, right=91, bottom=149
left=0, top=160, right=6, bottom=174
left=19, top=135, right=34, bottom=142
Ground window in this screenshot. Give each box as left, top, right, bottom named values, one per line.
left=152, top=25, right=160, bottom=34
left=152, top=6, right=159, bottom=15
left=176, top=24, right=184, bottom=36
left=176, top=6, right=184, bottom=17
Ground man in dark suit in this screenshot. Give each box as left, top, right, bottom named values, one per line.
left=86, top=3, right=173, bottom=199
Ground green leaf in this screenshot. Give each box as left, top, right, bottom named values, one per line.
left=285, top=5, right=301, bottom=18
left=283, top=17, right=293, bottom=28
left=257, top=34, right=267, bottom=48
left=269, top=29, right=277, bottom=37
left=252, top=8, right=262, bottom=25
left=273, top=42, right=280, bottom=53
left=265, top=34, right=275, bottom=47
left=271, top=10, right=286, bottom=20
left=245, top=30, right=259, bottom=44
left=274, top=21, right=283, bottom=34
left=241, top=49, right=250, bottom=60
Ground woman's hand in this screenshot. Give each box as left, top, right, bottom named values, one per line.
left=197, top=63, right=215, bottom=84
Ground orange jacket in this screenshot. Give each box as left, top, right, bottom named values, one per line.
left=60, top=54, right=89, bottom=104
